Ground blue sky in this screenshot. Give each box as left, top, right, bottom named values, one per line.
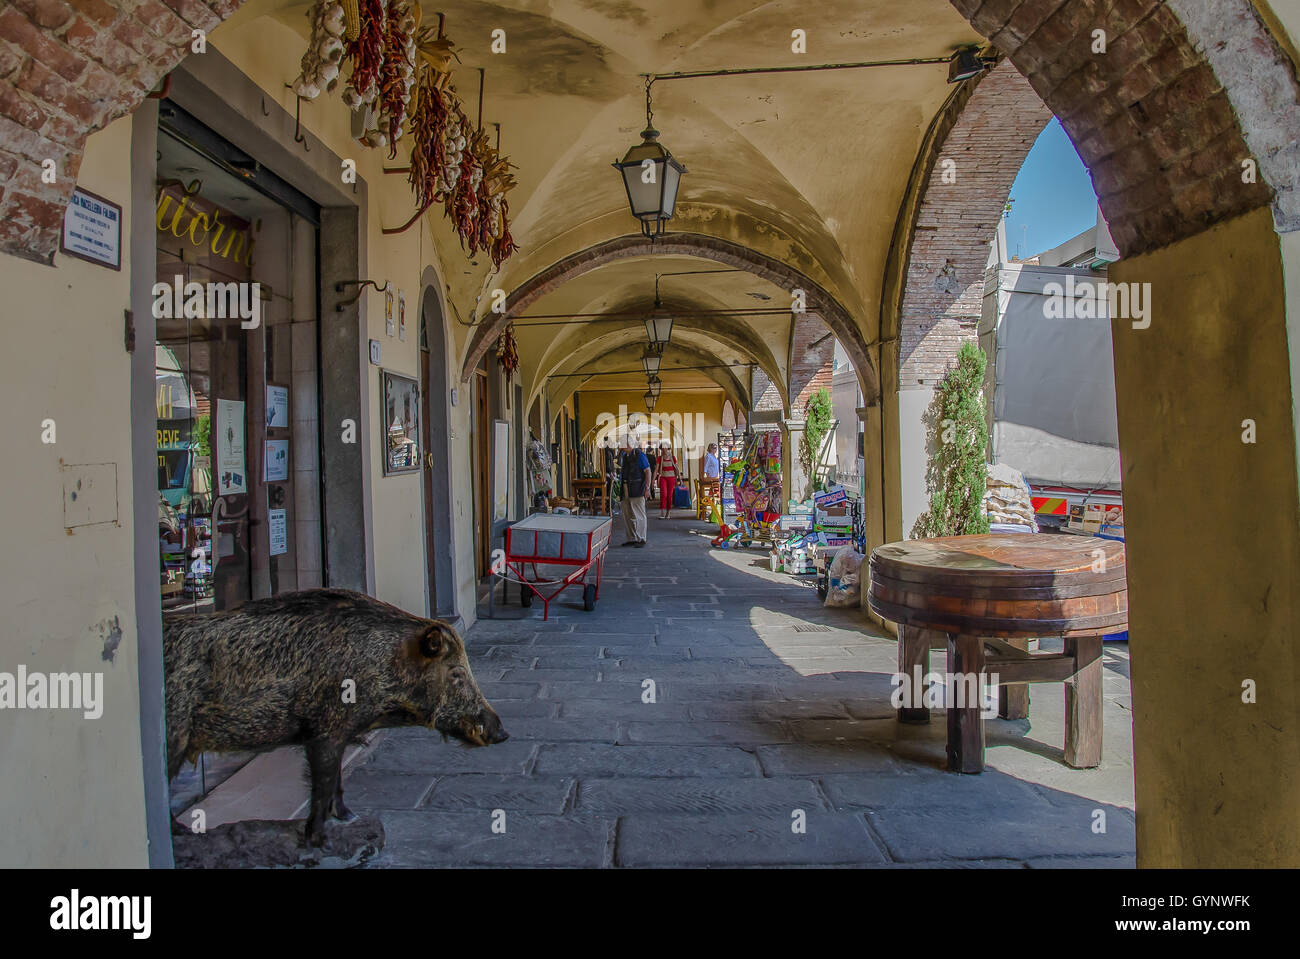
left=1003, top=118, right=1100, bottom=260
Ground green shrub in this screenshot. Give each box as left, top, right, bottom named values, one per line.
left=911, top=342, right=991, bottom=539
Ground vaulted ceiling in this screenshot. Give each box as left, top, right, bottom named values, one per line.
left=228, top=0, right=984, bottom=404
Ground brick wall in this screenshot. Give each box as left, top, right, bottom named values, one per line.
left=751, top=368, right=783, bottom=413
left=0, top=0, right=241, bottom=263
left=898, top=60, right=1050, bottom=386
left=790, top=312, right=835, bottom=412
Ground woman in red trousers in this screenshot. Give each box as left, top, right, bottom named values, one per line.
left=657, top=442, right=679, bottom=519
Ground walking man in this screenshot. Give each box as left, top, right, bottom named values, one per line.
left=619, top=433, right=651, bottom=547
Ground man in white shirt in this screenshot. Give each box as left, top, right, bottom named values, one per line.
left=703, top=443, right=721, bottom=480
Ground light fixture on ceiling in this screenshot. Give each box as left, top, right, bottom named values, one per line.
left=641, top=348, right=662, bottom=378
left=645, top=287, right=674, bottom=353
left=644, top=388, right=658, bottom=413
left=613, top=77, right=687, bottom=240
left=647, top=375, right=662, bottom=401
left=948, top=46, right=994, bottom=83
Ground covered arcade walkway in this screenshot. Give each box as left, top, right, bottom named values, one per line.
left=347, top=511, right=1136, bottom=867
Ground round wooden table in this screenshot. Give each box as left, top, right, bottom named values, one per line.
left=867, top=533, right=1128, bottom=773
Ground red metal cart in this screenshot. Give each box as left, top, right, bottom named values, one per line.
left=504, top=514, right=613, bottom=620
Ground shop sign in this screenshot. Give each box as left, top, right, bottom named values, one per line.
left=61, top=188, right=122, bottom=270
left=156, top=181, right=256, bottom=267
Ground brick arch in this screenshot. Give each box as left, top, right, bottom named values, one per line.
left=949, top=0, right=1293, bottom=255
left=0, top=1, right=242, bottom=262
left=894, top=59, right=1052, bottom=387
left=460, top=232, right=880, bottom=404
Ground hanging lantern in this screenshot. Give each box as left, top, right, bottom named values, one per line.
left=644, top=389, right=657, bottom=412
left=647, top=375, right=662, bottom=400
left=641, top=348, right=661, bottom=377
left=612, top=79, right=686, bottom=240
left=644, top=296, right=673, bottom=354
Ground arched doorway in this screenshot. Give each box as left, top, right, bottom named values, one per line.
left=419, top=272, right=457, bottom=622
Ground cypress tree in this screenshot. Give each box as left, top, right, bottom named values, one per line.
left=911, top=341, right=991, bottom=539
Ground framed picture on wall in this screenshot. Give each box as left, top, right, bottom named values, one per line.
left=382, top=370, right=421, bottom=475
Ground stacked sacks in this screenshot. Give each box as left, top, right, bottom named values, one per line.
left=984, top=462, right=1037, bottom=530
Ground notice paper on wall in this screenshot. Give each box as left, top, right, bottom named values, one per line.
left=216, top=399, right=246, bottom=496
left=266, top=385, right=289, bottom=428
left=264, top=439, right=289, bottom=482
left=268, top=508, right=288, bottom=556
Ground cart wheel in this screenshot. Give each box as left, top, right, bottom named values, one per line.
left=520, top=585, right=533, bottom=607
left=583, top=584, right=597, bottom=611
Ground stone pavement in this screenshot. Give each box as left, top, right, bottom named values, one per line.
left=348, top=510, right=1137, bottom=868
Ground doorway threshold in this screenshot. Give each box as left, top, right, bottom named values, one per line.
left=175, top=732, right=383, bottom=831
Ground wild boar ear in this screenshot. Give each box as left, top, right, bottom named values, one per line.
left=418, top=625, right=444, bottom=659
left=401, top=625, right=444, bottom=664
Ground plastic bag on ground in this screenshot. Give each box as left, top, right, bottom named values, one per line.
left=824, top=546, right=864, bottom=608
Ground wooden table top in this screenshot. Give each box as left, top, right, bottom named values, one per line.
left=868, top=533, right=1128, bottom=638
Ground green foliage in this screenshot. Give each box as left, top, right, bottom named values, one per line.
left=194, top=413, right=211, bottom=459
left=911, top=342, right=991, bottom=539
left=799, top=387, right=833, bottom=486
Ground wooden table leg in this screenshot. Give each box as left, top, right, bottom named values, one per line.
left=898, top=625, right=931, bottom=724
left=947, top=632, right=986, bottom=773
left=997, top=637, right=1031, bottom=720
left=1064, top=635, right=1103, bottom=768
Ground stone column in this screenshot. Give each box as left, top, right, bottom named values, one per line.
left=781, top=417, right=807, bottom=505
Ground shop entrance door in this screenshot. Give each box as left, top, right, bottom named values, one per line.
left=154, top=105, right=322, bottom=811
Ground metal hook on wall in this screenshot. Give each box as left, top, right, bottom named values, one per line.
left=381, top=201, right=432, bottom=236
left=294, top=95, right=310, bottom=152
left=284, top=85, right=310, bottom=152
left=334, top=278, right=392, bottom=312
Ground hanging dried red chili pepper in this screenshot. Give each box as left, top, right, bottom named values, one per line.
left=496, top=324, right=519, bottom=382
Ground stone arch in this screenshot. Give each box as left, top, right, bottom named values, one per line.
left=0, top=0, right=243, bottom=262
left=522, top=299, right=788, bottom=419
left=538, top=337, right=751, bottom=420
left=460, top=232, right=879, bottom=403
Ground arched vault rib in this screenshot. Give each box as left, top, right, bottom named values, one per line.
left=522, top=301, right=787, bottom=417
left=543, top=339, right=749, bottom=418
left=462, top=233, right=879, bottom=403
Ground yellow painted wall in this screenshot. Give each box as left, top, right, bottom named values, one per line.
left=0, top=117, right=150, bottom=867
left=1109, top=207, right=1300, bottom=866
left=577, top=389, right=725, bottom=477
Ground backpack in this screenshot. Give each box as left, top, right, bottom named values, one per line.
left=621, top=450, right=646, bottom=498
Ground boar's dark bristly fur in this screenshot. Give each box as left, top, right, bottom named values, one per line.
left=164, top=588, right=507, bottom=845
